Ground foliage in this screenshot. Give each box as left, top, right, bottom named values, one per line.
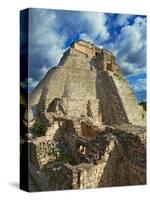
left=31, top=120, right=46, bottom=136
left=47, top=146, right=60, bottom=158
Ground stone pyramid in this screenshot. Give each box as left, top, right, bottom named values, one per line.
left=29, top=39, right=145, bottom=127
left=25, top=40, right=146, bottom=190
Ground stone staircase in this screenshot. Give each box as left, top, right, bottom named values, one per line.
left=100, top=72, right=128, bottom=125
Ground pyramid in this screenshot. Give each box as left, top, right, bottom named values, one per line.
left=29, top=39, right=145, bottom=127
left=24, top=40, right=146, bottom=191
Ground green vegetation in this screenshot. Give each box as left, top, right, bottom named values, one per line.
left=31, top=120, right=46, bottom=136
left=47, top=147, right=60, bottom=158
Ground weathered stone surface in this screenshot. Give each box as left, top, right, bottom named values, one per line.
left=25, top=40, right=146, bottom=191
left=29, top=40, right=145, bottom=127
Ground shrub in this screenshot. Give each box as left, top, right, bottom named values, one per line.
left=31, top=120, right=46, bottom=136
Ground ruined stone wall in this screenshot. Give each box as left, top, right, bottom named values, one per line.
left=29, top=123, right=146, bottom=190
left=63, top=126, right=146, bottom=188
left=48, top=98, right=101, bottom=122
left=112, top=125, right=146, bottom=168
left=52, top=139, right=145, bottom=189
left=63, top=98, right=88, bottom=117
left=99, top=147, right=146, bottom=187
left=106, top=125, right=146, bottom=185
left=34, top=66, right=98, bottom=115
left=45, top=121, right=62, bottom=140
left=30, top=136, right=60, bottom=168
left=45, top=163, right=74, bottom=190
left=63, top=131, right=80, bottom=162
left=115, top=157, right=146, bottom=186
left=75, top=137, right=118, bottom=188
left=81, top=122, right=97, bottom=138
left=73, top=42, right=95, bottom=58
left=102, top=53, right=114, bottom=71
left=73, top=163, right=105, bottom=189
left=36, top=66, right=103, bottom=121
left=71, top=42, right=117, bottom=73
left=39, top=65, right=102, bottom=121
left=30, top=147, right=146, bottom=191
left=43, top=138, right=117, bottom=189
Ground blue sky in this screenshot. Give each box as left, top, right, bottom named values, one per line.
left=21, top=8, right=146, bottom=102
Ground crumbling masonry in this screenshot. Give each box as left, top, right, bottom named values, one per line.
left=21, top=40, right=146, bottom=191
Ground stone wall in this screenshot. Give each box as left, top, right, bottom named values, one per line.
left=28, top=121, right=146, bottom=191
left=63, top=124, right=146, bottom=188
left=73, top=41, right=95, bottom=58
left=46, top=97, right=102, bottom=123
left=30, top=136, right=60, bottom=168
left=45, top=136, right=145, bottom=189
left=59, top=47, right=91, bottom=69
left=43, top=132, right=146, bottom=190
left=96, top=71, right=129, bottom=125
left=112, top=125, right=146, bottom=167
left=63, top=68, right=97, bottom=99
left=44, top=163, right=74, bottom=190
left=35, top=66, right=98, bottom=113
left=111, top=75, right=146, bottom=126
left=35, top=65, right=144, bottom=128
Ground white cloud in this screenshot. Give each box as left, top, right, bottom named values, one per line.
left=21, top=77, right=38, bottom=91
left=46, top=44, right=65, bottom=66
left=80, top=12, right=109, bottom=42
left=29, top=9, right=67, bottom=80
left=28, top=77, right=39, bottom=89
left=115, top=14, right=132, bottom=26
left=108, top=16, right=146, bottom=76
left=27, top=9, right=146, bottom=95
left=28, top=9, right=110, bottom=84
left=79, top=33, right=92, bottom=42
left=118, top=60, right=140, bottom=75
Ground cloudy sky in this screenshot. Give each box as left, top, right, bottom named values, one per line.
left=21, top=8, right=146, bottom=102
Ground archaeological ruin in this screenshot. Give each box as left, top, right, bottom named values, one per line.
left=20, top=40, right=146, bottom=191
